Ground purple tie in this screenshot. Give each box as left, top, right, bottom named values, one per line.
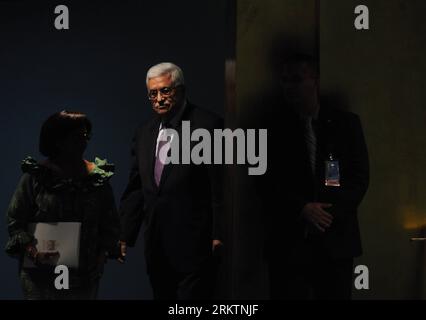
left=154, top=139, right=168, bottom=186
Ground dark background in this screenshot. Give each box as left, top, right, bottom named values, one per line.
left=0, top=0, right=227, bottom=299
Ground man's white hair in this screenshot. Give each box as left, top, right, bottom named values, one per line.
left=146, top=62, right=185, bottom=87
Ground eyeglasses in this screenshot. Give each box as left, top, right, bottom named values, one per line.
left=68, top=130, right=91, bottom=141
left=82, top=132, right=92, bottom=140
left=147, top=86, right=179, bottom=100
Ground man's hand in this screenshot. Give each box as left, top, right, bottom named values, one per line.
left=301, top=202, right=333, bottom=232
left=118, top=240, right=127, bottom=264
left=212, top=239, right=223, bottom=252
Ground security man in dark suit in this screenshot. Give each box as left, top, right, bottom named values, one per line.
left=119, top=62, right=224, bottom=299
left=262, top=54, right=369, bottom=300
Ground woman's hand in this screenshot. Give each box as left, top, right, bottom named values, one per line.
left=25, top=245, right=59, bottom=265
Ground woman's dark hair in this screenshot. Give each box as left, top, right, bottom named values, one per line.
left=39, top=110, right=92, bottom=158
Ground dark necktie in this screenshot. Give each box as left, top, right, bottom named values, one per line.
left=304, top=117, right=317, bottom=174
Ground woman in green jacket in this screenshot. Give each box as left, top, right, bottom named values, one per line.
left=5, top=110, right=120, bottom=300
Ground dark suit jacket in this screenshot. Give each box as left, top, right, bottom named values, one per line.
left=119, top=102, right=224, bottom=273
left=262, top=99, right=369, bottom=260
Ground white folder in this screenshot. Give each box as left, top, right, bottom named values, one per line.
left=23, top=222, right=81, bottom=269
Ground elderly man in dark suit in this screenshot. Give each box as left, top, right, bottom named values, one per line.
left=119, top=62, right=224, bottom=299
left=262, top=54, right=369, bottom=300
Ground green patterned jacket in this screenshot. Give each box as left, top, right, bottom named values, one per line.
left=5, top=157, right=120, bottom=282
